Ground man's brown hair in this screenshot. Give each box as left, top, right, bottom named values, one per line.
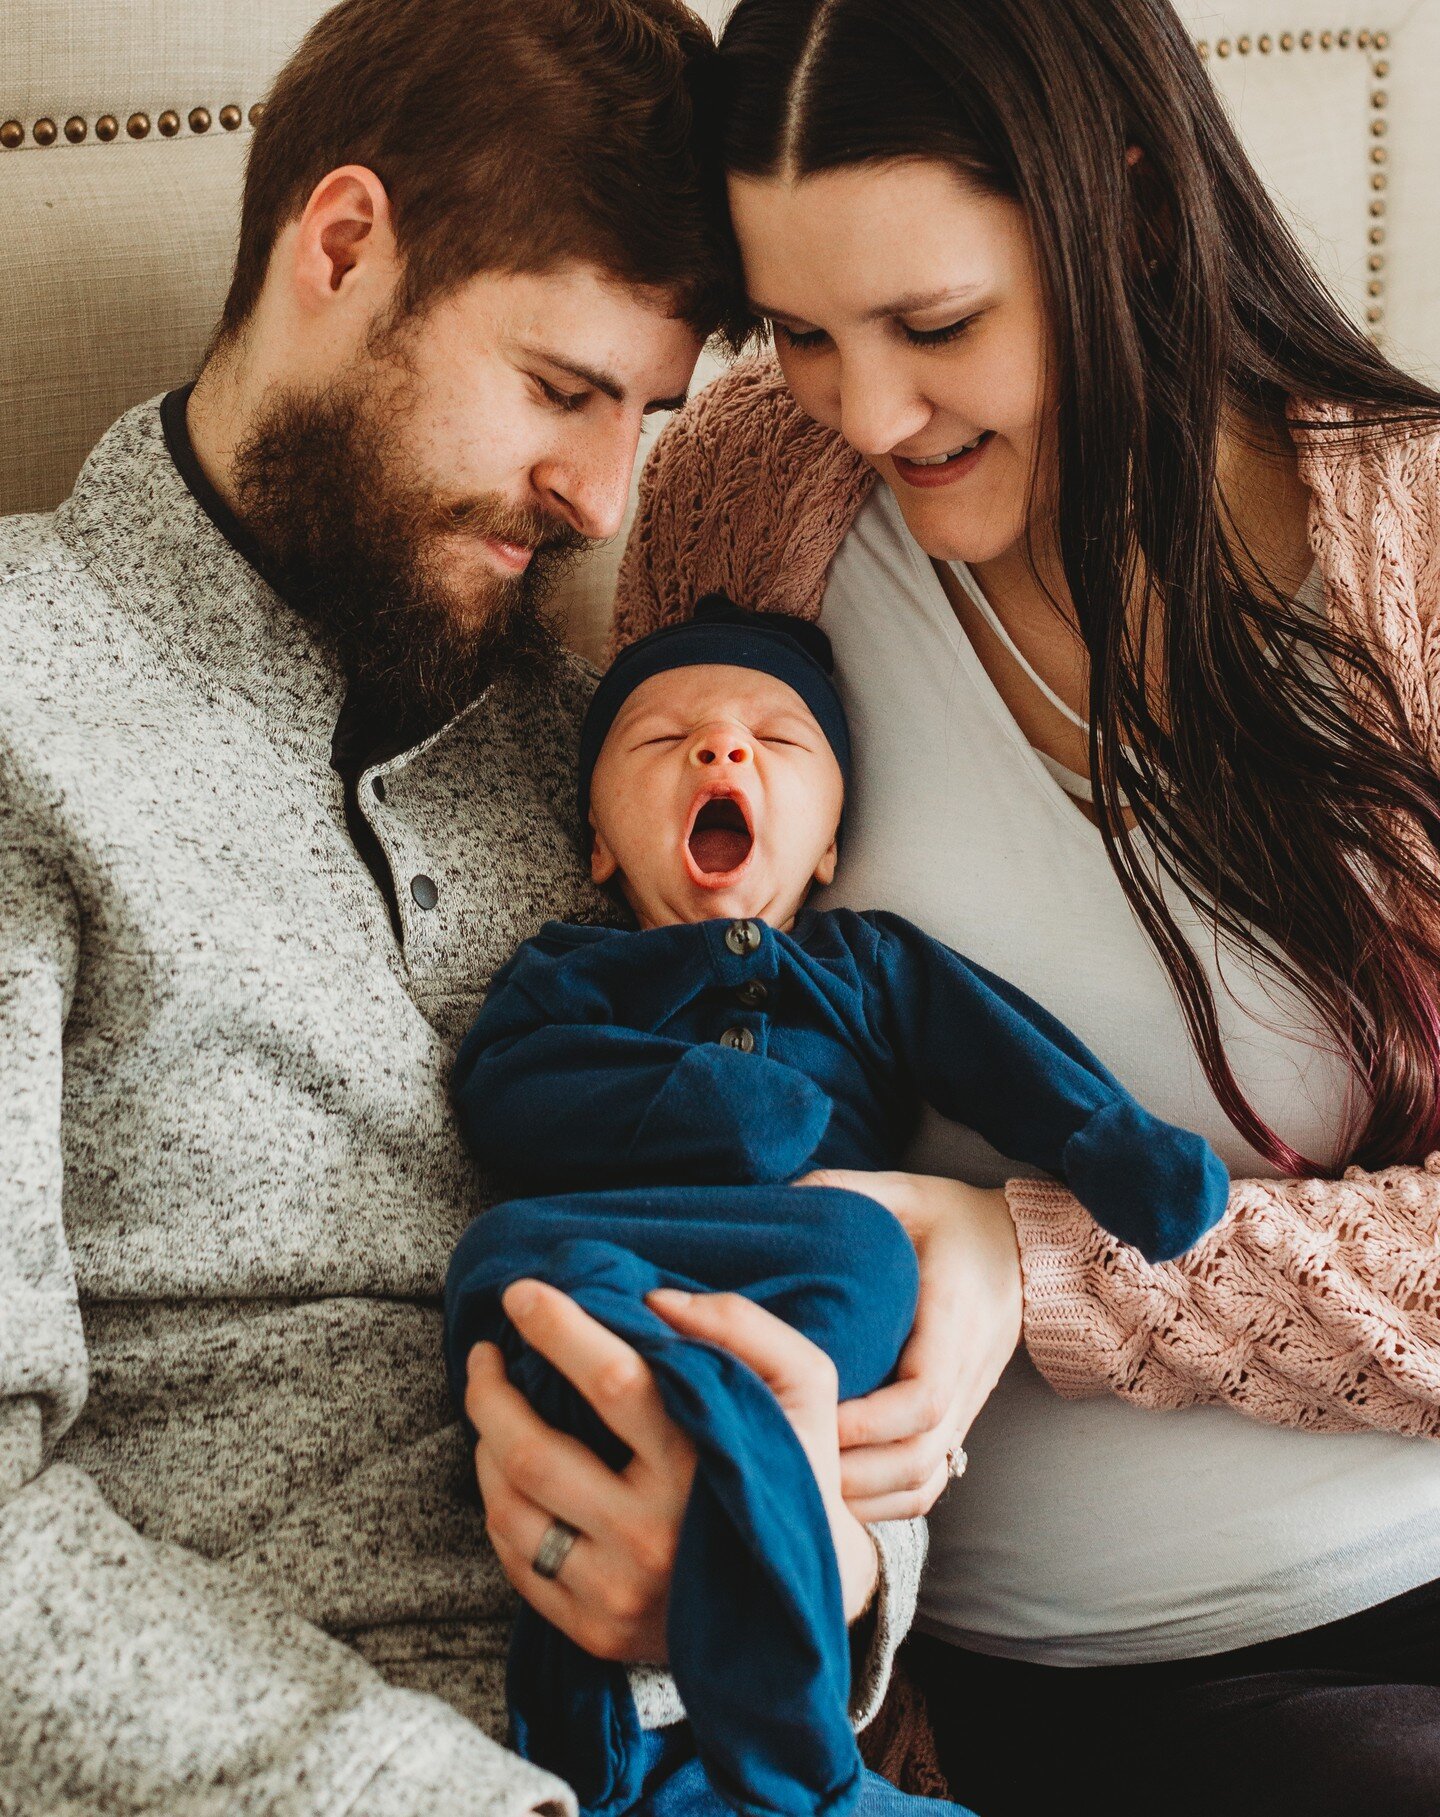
left=220, top=0, right=743, bottom=343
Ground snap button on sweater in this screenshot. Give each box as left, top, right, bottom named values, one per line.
left=410, top=874, right=439, bottom=910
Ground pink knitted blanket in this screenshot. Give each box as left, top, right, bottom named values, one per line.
left=614, top=356, right=1440, bottom=1438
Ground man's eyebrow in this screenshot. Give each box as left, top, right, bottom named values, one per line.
left=748, top=282, right=984, bottom=326
left=522, top=344, right=688, bottom=413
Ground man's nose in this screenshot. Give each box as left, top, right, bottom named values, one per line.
left=531, top=419, right=639, bottom=543
left=688, top=725, right=754, bottom=768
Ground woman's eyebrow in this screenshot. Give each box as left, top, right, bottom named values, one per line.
left=748, top=283, right=983, bottom=325
left=863, top=282, right=984, bottom=321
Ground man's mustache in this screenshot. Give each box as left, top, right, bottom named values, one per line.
left=439, top=497, right=591, bottom=557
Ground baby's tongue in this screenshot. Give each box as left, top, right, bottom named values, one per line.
left=689, top=826, right=752, bottom=875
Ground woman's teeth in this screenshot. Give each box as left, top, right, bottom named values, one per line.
left=906, top=434, right=988, bottom=466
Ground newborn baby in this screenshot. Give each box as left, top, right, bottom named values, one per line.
left=443, top=597, right=1228, bottom=1817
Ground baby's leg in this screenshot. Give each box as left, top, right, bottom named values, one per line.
left=444, top=1182, right=922, bottom=1817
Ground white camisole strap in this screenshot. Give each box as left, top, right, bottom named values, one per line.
left=946, top=562, right=1091, bottom=731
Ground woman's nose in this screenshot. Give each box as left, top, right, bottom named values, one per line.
left=837, top=357, right=932, bottom=460
left=689, top=726, right=754, bottom=768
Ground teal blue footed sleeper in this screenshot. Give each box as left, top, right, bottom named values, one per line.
left=443, top=905, right=1228, bottom=1817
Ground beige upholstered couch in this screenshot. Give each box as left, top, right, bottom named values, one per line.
left=3, top=0, right=1437, bottom=663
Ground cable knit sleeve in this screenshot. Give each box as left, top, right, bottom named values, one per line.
left=1006, top=417, right=1440, bottom=1440
left=612, top=356, right=875, bottom=654
left=1009, top=1154, right=1440, bottom=1437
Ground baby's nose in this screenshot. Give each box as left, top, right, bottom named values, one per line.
left=689, top=725, right=754, bottom=768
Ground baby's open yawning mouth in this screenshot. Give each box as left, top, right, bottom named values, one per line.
left=684, top=787, right=755, bottom=884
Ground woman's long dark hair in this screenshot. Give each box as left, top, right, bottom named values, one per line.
left=715, top=0, right=1440, bottom=1175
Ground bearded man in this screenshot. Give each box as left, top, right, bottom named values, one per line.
left=0, top=1, right=925, bottom=1811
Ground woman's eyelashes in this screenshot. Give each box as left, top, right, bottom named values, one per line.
left=772, top=314, right=978, bottom=351
left=903, top=313, right=978, bottom=347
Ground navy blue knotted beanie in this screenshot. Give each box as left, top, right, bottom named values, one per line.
left=578, top=595, right=853, bottom=832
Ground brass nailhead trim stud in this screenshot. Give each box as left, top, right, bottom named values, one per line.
left=0, top=100, right=271, bottom=147
left=1192, top=23, right=1392, bottom=341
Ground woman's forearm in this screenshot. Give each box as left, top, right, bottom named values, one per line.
left=1008, top=1153, right=1440, bottom=1437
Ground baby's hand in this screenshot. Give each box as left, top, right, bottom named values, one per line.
left=797, top=1169, right=1021, bottom=1523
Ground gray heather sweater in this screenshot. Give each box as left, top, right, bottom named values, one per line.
left=0, top=399, right=925, bottom=1815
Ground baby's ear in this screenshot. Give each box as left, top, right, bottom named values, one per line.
left=813, top=835, right=838, bottom=888
left=590, top=823, right=619, bottom=886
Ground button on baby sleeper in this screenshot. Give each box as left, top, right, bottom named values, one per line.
left=725, top=919, right=762, bottom=956
left=736, top=980, right=768, bottom=1008
left=410, top=874, right=439, bottom=910
left=719, top=1025, right=756, bottom=1053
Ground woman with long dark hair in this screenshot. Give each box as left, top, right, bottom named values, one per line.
left=601, top=1, right=1440, bottom=1810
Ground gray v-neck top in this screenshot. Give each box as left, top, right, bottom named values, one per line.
left=815, top=480, right=1440, bottom=1665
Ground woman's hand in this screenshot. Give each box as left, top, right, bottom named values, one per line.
left=464, top=1278, right=878, bottom=1665
left=797, top=1169, right=1023, bottom=1523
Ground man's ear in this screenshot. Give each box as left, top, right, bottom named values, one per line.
left=590, top=823, right=619, bottom=886
left=288, top=164, right=399, bottom=321
left=813, top=836, right=838, bottom=888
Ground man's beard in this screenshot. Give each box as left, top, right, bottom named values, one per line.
left=232, top=375, right=590, bottom=726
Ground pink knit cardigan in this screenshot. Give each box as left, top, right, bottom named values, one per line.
left=614, top=355, right=1440, bottom=1441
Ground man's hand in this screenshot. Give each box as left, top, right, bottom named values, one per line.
left=465, top=1278, right=879, bottom=1662
left=798, top=1169, right=1022, bottom=1523
left=466, top=1280, right=696, bottom=1662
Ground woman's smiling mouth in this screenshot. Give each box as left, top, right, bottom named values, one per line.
left=892, top=431, right=995, bottom=488
left=684, top=787, right=755, bottom=887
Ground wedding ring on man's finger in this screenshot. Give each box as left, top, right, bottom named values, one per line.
left=532, top=1517, right=581, bottom=1580
left=945, top=1442, right=969, bottom=1481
